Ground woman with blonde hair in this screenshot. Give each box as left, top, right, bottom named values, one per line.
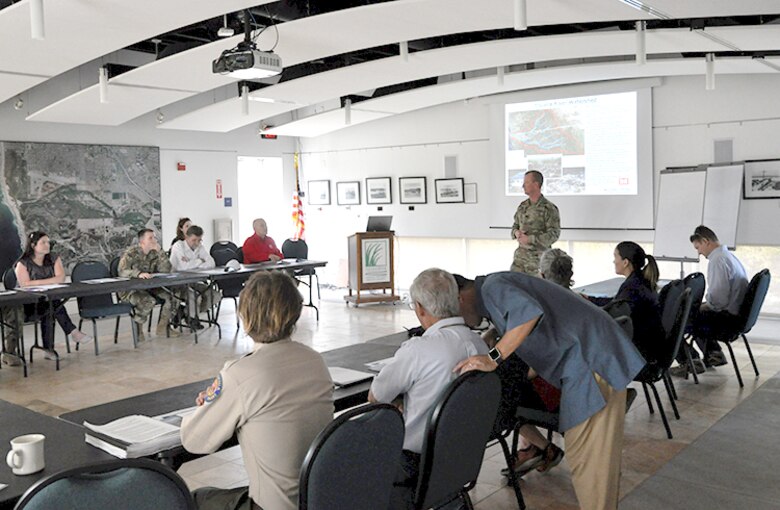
left=181, top=271, right=333, bottom=510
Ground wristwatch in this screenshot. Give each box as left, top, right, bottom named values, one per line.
left=488, top=347, right=503, bottom=365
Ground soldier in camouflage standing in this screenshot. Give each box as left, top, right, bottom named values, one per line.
left=118, top=228, right=180, bottom=341
left=511, top=171, right=561, bottom=275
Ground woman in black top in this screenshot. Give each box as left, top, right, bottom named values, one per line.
left=14, top=231, right=92, bottom=357
left=595, top=241, right=664, bottom=365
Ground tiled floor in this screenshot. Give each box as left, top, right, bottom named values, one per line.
left=2, top=289, right=779, bottom=509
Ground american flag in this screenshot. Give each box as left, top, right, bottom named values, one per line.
left=292, top=153, right=305, bottom=240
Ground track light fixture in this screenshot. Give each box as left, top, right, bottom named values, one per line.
left=705, top=53, right=715, bottom=91
left=156, top=110, right=165, bottom=124
left=344, top=98, right=352, bottom=126
left=30, top=0, right=44, bottom=40
left=14, top=97, right=24, bottom=110
left=241, top=83, right=249, bottom=116
left=497, top=66, right=505, bottom=86
left=635, top=21, right=646, bottom=65
left=99, top=67, right=108, bottom=104
left=400, top=41, right=409, bottom=62
left=514, top=0, right=527, bottom=31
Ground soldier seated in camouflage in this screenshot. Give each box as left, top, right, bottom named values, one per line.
left=118, top=228, right=180, bottom=341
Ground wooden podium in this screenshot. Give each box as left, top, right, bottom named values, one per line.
left=344, top=231, right=399, bottom=306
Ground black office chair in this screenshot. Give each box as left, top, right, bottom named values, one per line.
left=212, top=248, right=244, bottom=327
left=299, top=403, right=404, bottom=510
left=635, top=284, right=692, bottom=439
left=411, top=371, right=501, bottom=510
left=71, top=261, right=137, bottom=355
left=108, top=257, right=121, bottom=278
left=235, top=246, right=244, bottom=264
left=112, top=255, right=166, bottom=333
left=209, top=241, right=238, bottom=259
left=14, top=458, right=195, bottom=510
left=702, top=269, right=770, bottom=388
left=679, top=272, right=706, bottom=384
left=282, top=239, right=320, bottom=304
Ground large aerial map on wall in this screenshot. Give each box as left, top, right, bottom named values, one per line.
left=0, top=141, right=160, bottom=275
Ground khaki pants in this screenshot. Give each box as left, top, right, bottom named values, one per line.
left=564, top=374, right=627, bottom=510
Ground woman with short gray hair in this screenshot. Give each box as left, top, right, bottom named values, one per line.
left=539, top=248, right=574, bottom=289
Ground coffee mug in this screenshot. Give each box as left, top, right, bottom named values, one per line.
left=6, top=434, right=45, bottom=475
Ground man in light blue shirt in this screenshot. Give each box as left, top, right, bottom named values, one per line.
left=673, top=225, right=748, bottom=374
left=369, top=268, right=487, bottom=509
left=453, top=271, right=644, bottom=510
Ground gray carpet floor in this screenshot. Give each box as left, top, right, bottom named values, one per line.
left=621, top=371, right=780, bottom=509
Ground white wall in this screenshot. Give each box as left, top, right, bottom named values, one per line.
left=160, top=149, right=238, bottom=247
left=651, top=74, right=780, bottom=247
left=0, top=79, right=296, bottom=248
left=300, top=73, right=780, bottom=288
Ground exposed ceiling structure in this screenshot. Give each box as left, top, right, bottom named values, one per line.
left=3, top=0, right=780, bottom=138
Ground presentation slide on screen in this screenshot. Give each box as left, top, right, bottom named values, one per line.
left=505, top=91, right=637, bottom=196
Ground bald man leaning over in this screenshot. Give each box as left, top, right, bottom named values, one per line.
left=242, top=218, right=284, bottom=264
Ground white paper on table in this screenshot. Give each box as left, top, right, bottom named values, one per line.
left=23, top=284, right=69, bottom=291
left=364, top=357, right=395, bottom=373
left=155, top=406, right=199, bottom=427
left=193, top=268, right=232, bottom=275
left=0, top=290, right=16, bottom=296
left=328, top=367, right=374, bottom=387
left=83, top=277, right=129, bottom=284
left=0, top=483, right=7, bottom=491
left=83, top=415, right=179, bottom=443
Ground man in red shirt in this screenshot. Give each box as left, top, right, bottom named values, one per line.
left=242, top=218, right=284, bottom=263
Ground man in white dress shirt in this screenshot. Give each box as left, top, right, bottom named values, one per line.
left=368, top=268, right=488, bottom=509
left=672, top=225, right=749, bottom=376
left=170, top=225, right=222, bottom=328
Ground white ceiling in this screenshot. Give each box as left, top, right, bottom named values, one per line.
left=161, top=25, right=780, bottom=133
left=4, top=0, right=780, bottom=137
left=266, top=57, right=779, bottom=137
left=0, top=0, right=275, bottom=104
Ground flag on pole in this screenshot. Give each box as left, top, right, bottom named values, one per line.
left=292, top=153, right=305, bottom=240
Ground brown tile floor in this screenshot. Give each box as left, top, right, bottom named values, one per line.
left=2, top=291, right=778, bottom=509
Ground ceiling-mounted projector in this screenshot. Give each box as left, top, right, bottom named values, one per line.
left=212, top=47, right=283, bottom=79
left=212, top=8, right=282, bottom=80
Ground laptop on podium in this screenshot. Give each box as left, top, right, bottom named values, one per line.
left=366, top=215, right=393, bottom=232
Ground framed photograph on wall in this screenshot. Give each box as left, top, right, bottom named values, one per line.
left=435, top=178, right=465, bottom=203
left=744, top=159, right=780, bottom=199
left=308, top=180, right=331, bottom=205
left=336, top=181, right=361, bottom=205
left=399, top=177, right=427, bottom=204
left=366, top=177, right=392, bottom=204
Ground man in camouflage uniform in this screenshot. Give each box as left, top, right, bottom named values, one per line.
left=118, top=228, right=180, bottom=340
left=511, top=170, right=561, bottom=275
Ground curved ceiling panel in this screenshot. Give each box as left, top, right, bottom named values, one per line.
left=158, top=24, right=780, bottom=133
left=26, top=0, right=650, bottom=125
left=14, top=0, right=780, bottom=128
left=0, top=0, right=275, bottom=104
left=267, top=57, right=775, bottom=137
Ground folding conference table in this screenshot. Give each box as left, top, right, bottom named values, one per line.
left=59, top=332, right=407, bottom=469
left=0, top=400, right=114, bottom=510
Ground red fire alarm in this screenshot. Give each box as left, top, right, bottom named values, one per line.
left=261, top=134, right=278, bottom=140
left=177, top=162, right=186, bottom=171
